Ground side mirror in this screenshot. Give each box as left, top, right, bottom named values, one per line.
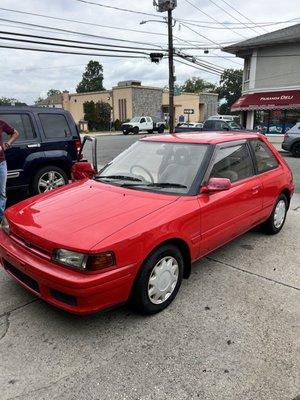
left=71, top=162, right=96, bottom=181
left=201, top=177, right=231, bottom=193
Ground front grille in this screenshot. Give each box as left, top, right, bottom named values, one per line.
left=4, top=261, right=40, bottom=293
left=50, top=289, right=77, bottom=306
left=10, top=233, right=51, bottom=260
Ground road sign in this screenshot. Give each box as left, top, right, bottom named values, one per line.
left=184, top=109, right=195, bottom=115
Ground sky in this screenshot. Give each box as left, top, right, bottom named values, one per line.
left=0, top=0, right=299, bottom=104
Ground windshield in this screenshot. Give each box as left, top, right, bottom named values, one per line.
left=97, top=141, right=209, bottom=194
left=228, top=121, right=242, bottom=130
left=129, top=117, right=140, bottom=123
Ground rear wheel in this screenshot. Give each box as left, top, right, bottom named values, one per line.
left=158, top=126, right=165, bottom=134
left=123, top=130, right=129, bottom=135
left=31, top=166, right=68, bottom=195
left=130, top=244, right=184, bottom=314
left=147, top=130, right=153, bottom=134
left=292, top=142, right=300, bottom=157
left=261, top=194, right=288, bottom=235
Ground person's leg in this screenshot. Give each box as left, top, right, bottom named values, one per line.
left=0, top=161, right=7, bottom=220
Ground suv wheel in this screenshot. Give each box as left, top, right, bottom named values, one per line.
left=261, top=194, right=288, bottom=235
left=133, top=127, right=139, bottom=135
left=31, top=166, right=68, bottom=195
left=292, top=142, right=300, bottom=157
left=130, top=244, right=184, bottom=314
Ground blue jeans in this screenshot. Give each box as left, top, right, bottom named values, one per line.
left=0, top=161, right=7, bottom=220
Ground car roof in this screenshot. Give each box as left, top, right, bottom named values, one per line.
left=141, top=131, right=262, bottom=145
left=0, top=106, right=71, bottom=114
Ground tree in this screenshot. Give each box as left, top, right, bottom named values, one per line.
left=83, top=100, right=111, bottom=131
left=76, top=60, right=105, bottom=93
left=95, top=101, right=111, bottom=131
left=217, top=69, right=243, bottom=114
left=0, top=97, right=26, bottom=106
left=181, top=77, right=217, bottom=93
left=47, top=89, right=61, bottom=97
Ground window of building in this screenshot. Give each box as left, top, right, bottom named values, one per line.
left=250, top=139, right=279, bottom=173
left=244, top=58, right=251, bottom=82
left=284, top=110, right=300, bottom=133
left=118, top=99, right=127, bottom=121
left=39, top=114, right=70, bottom=139
left=210, top=144, right=254, bottom=183
left=0, top=113, right=36, bottom=141
left=254, top=109, right=300, bottom=134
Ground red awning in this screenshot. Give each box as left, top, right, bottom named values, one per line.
left=231, top=90, right=300, bottom=111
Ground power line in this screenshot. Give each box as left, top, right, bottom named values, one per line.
left=0, top=43, right=149, bottom=58
left=175, top=16, right=300, bottom=27
left=183, top=0, right=248, bottom=39
left=0, top=17, right=164, bottom=49
left=218, top=0, right=268, bottom=33
left=206, top=0, right=263, bottom=35
left=0, top=31, right=160, bottom=53
left=0, top=7, right=168, bottom=38
left=175, top=57, right=222, bottom=76
left=73, top=0, right=163, bottom=18
left=0, top=35, right=152, bottom=56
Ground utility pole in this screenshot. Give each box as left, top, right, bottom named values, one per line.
left=167, top=8, right=175, bottom=133
left=154, top=1, right=177, bottom=133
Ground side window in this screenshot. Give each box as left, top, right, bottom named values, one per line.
left=146, top=117, right=151, bottom=123
left=250, top=140, right=279, bottom=173
left=0, top=113, right=36, bottom=141
left=39, top=114, right=70, bottom=139
left=210, top=144, right=254, bottom=183
left=140, top=118, right=146, bottom=124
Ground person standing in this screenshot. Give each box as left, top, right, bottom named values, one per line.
left=0, top=120, right=19, bottom=220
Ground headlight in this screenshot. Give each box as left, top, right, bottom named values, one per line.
left=1, top=216, right=10, bottom=235
left=52, top=249, right=116, bottom=271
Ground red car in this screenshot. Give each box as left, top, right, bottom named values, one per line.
left=0, top=132, right=294, bottom=315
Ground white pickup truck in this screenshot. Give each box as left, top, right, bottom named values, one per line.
left=121, top=116, right=165, bottom=135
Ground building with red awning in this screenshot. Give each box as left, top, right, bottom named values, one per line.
left=223, top=24, right=300, bottom=135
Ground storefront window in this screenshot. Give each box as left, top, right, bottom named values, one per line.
left=254, top=109, right=300, bottom=134
left=254, top=110, right=269, bottom=134
left=268, top=110, right=285, bottom=134
left=284, top=110, right=300, bottom=133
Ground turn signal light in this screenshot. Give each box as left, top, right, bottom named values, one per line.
left=86, top=252, right=116, bottom=271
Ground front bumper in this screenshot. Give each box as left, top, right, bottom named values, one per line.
left=281, top=142, right=291, bottom=151
left=0, top=230, right=136, bottom=315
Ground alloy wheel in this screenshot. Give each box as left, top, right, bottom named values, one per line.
left=38, top=171, right=66, bottom=193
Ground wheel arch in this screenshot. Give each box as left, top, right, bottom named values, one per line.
left=144, top=237, right=192, bottom=279
left=281, top=188, right=291, bottom=209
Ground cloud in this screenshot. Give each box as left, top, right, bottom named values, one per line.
left=0, top=0, right=299, bottom=103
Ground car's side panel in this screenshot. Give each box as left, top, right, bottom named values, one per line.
left=197, top=176, right=263, bottom=255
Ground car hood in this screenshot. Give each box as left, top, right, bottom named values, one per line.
left=6, top=180, right=179, bottom=252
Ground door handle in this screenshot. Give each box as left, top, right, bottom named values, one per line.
left=27, top=143, right=41, bottom=148
left=251, top=185, right=261, bottom=191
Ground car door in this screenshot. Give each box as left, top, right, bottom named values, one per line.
left=198, top=141, right=263, bottom=255
left=0, top=112, right=42, bottom=189
left=249, top=138, right=283, bottom=217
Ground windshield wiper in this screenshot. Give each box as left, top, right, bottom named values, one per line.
left=121, top=182, right=187, bottom=189
left=95, top=175, right=143, bottom=182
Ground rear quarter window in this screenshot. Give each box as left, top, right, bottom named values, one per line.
left=39, top=113, right=71, bottom=139
left=250, top=139, right=279, bottom=173
left=0, top=113, right=36, bottom=141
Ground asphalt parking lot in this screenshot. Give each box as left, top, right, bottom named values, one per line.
left=1, top=134, right=300, bottom=400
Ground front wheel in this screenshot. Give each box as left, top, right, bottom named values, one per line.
left=292, top=143, right=300, bottom=157
left=133, top=126, right=139, bottom=135
left=130, top=244, right=184, bottom=315
left=261, top=194, right=288, bottom=235
left=31, top=166, right=68, bottom=195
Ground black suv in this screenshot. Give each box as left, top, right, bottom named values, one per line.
left=0, top=107, right=81, bottom=194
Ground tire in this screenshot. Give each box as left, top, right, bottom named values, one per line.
left=130, top=244, right=184, bottom=315
left=147, top=130, right=154, bottom=134
left=291, top=142, right=300, bottom=157
left=123, top=130, right=129, bottom=135
left=158, top=126, right=165, bottom=134
left=133, top=126, right=139, bottom=135
left=261, top=194, right=288, bottom=235
left=31, top=165, right=68, bottom=195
